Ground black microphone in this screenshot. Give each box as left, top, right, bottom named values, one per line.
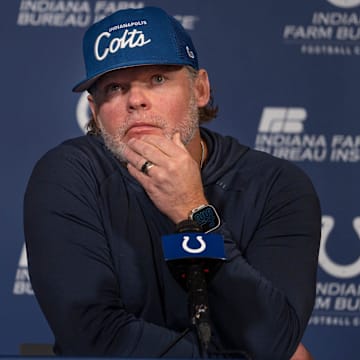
left=161, top=219, right=225, bottom=357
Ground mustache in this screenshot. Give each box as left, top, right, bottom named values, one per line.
left=116, top=114, right=168, bottom=136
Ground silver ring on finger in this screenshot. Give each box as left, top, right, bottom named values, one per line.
left=140, top=160, right=154, bottom=175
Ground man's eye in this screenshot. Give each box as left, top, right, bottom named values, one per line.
left=106, top=84, right=123, bottom=93
left=152, top=75, right=166, bottom=84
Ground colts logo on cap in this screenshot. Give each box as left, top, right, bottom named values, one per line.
left=94, top=29, right=152, bottom=61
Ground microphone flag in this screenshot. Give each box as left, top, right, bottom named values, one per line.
left=161, top=232, right=226, bottom=288
left=162, top=232, right=226, bottom=261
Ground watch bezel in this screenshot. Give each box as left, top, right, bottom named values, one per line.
left=189, top=204, right=221, bottom=233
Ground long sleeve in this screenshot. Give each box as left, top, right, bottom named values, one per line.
left=24, top=132, right=321, bottom=359
left=206, top=157, right=321, bottom=360
left=23, top=139, right=199, bottom=357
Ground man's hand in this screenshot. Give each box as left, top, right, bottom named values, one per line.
left=290, top=343, right=314, bottom=360
left=124, top=133, right=207, bottom=223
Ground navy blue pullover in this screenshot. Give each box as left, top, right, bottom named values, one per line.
left=24, top=128, right=321, bottom=359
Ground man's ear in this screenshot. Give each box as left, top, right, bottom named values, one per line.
left=194, top=69, right=211, bottom=107
left=87, top=94, right=97, bottom=119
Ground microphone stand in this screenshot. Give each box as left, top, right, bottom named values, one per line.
left=175, top=219, right=212, bottom=358
left=187, top=263, right=211, bottom=358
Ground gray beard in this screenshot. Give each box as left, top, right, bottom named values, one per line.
left=99, top=94, right=199, bottom=163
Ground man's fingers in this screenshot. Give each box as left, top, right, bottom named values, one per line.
left=173, top=132, right=187, bottom=149
left=126, top=135, right=189, bottom=168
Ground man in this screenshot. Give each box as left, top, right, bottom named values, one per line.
left=24, top=6, right=321, bottom=359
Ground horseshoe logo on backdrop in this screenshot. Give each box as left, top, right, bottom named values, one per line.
left=327, top=0, right=360, bottom=8
left=182, top=235, right=206, bottom=254
left=76, top=92, right=91, bottom=134
left=319, top=216, right=360, bottom=278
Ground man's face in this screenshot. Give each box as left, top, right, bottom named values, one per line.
left=88, top=65, right=208, bottom=162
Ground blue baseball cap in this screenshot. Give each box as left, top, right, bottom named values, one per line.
left=72, top=6, right=199, bottom=92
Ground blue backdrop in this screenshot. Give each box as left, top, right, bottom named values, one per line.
left=1, top=1, right=360, bottom=358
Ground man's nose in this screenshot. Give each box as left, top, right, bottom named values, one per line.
left=127, top=84, right=150, bottom=112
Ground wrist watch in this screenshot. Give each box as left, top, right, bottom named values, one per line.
left=189, top=204, right=221, bottom=233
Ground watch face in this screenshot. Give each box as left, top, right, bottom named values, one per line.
left=192, top=205, right=220, bottom=233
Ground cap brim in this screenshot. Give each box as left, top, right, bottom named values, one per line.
left=72, top=74, right=102, bottom=93
left=72, top=60, right=195, bottom=93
